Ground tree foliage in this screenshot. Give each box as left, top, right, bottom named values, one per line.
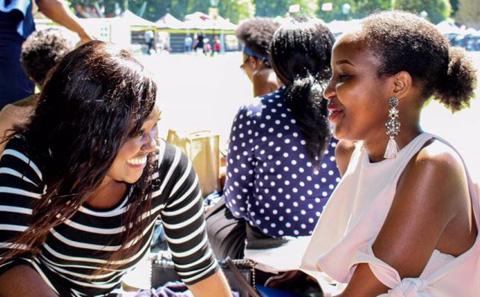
left=219, top=0, right=255, bottom=24
left=255, top=0, right=291, bottom=17
left=69, top=0, right=457, bottom=24
left=393, top=0, right=451, bottom=23
left=316, top=0, right=391, bottom=21
left=456, top=0, right=480, bottom=29
left=70, top=0, right=254, bottom=23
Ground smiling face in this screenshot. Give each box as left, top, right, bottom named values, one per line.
left=323, top=33, right=394, bottom=143
left=103, top=107, right=161, bottom=185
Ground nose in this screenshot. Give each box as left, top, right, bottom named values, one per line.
left=323, top=78, right=335, bottom=101
left=141, top=130, right=158, bottom=154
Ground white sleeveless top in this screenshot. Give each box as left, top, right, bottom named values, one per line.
left=301, top=133, right=480, bottom=296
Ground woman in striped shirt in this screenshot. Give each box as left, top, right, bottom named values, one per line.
left=0, top=41, right=231, bottom=297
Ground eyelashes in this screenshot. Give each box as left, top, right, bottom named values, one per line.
left=337, top=74, right=351, bottom=82
left=327, top=73, right=351, bottom=86
left=130, top=123, right=158, bottom=139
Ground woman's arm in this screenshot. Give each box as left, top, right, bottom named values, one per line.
left=338, top=143, right=472, bottom=297
left=223, top=105, right=256, bottom=219
left=0, top=139, right=49, bottom=296
left=0, top=265, right=57, bottom=297
left=35, top=0, right=92, bottom=43
left=160, top=147, right=231, bottom=296
left=188, top=270, right=231, bottom=297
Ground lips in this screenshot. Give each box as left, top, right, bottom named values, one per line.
left=327, top=101, right=344, bottom=123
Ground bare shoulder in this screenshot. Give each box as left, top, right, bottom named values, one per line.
left=399, top=139, right=468, bottom=208
left=373, top=139, right=472, bottom=277
left=406, top=139, right=467, bottom=191
left=335, top=139, right=356, bottom=176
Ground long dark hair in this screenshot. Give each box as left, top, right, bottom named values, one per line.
left=270, top=17, right=334, bottom=165
left=1, top=41, right=157, bottom=269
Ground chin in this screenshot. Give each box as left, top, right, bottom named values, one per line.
left=333, top=125, right=358, bottom=142
left=124, top=175, right=143, bottom=184
left=332, top=127, right=346, bottom=140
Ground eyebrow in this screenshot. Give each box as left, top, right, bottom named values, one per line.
left=335, top=59, right=355, bottom=66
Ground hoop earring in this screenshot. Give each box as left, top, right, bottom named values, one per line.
left=384, top=96, right=400, bottom=159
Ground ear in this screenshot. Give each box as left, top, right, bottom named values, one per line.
left=392, top=71, right=413, bottom=99
left=250, top=57, right=261, bottom=70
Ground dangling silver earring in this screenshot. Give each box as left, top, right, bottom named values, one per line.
left=384, top=96, right=400, bottom=159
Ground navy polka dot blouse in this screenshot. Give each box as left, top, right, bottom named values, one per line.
left=224, top=87, right=340, bottom=237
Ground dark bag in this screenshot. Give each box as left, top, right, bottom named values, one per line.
left=264, top=270, right=324, bottom=297
left=224, top=259, right=324, bottom=297
left=151, top=254, right=257, bottom=297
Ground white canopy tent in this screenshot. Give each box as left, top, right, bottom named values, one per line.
left=156, top=13, right=185, bottom=30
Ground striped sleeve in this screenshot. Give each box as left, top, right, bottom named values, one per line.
left=159, top=145, right=218, bottom=285
left=0, top=138, right=44, bottom=274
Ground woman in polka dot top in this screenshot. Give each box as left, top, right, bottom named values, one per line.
left=224, top=18, right=340, bottom=239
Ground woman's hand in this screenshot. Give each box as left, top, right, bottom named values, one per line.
left=0, top=265, right=57, bottom=297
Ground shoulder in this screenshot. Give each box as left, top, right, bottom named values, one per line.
left=0, top=103, right=33, bottom=128
left=232, top=98, right=265, bottom=125
left=157, top=140, right=191, bottom=171
left=405, top=139, right=466, bottom=188
left=152, top=139, right=195, bottom=192
left=335, top=139, right=356, bottom=176
left=3, top=135, right=30, bottom=154
left=371, top=139, right=470, bottom=276
left=1, top=136, right=43, bottom=185
left=397, top=138, right=468, bottom=217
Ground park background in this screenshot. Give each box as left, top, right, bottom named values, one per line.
left=34, top=0, right=480, bottom=181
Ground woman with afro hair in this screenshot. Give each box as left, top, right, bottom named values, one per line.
left=236, top=17, right=282, bottom=97
left=302, top=11, right=479, bottom=297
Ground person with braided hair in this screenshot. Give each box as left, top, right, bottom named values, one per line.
left=208, top=17, right=340, bottom=260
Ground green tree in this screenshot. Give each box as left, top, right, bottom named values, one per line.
left=317, top=0, right=353, bottom=21
left=393, top=0, right=451, bottom=23
left=128, top=0, right=169, bottom=21
left=219, top=0, right=255, bottom=23
left=456, top=0, right=480, bottom=29
left=450, top=0, right=459, bottom=15
left=317, top=0, right=392, bottom=22
left=254, top=0, right=320, bottom=17
left=353, top=0, right=391, bottom=17
left=291, top=0, right=319, bottom=16
left=254, top=0, right=291, bottom=17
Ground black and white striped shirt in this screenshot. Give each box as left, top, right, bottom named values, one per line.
left=0, top=137, right=218, bottom=296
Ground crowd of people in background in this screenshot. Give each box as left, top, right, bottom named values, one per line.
left=182, top=32, right=223, bottom=56
left=0, top=3, right=479, bottom=297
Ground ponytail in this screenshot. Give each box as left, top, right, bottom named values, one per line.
left=434, top=46, right=477, bottom=112
left=284, top=73, right=330, bottom=165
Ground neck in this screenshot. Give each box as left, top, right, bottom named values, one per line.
left=86, top=178, right=127, bottom=209
left=364, top=122, right=422, bottom=163
left=252, top=68, right=280, bottom=97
